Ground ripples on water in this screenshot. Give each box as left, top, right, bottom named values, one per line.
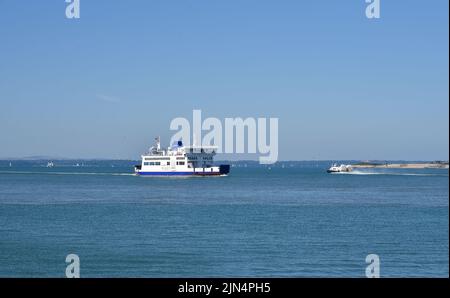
left=0, top=161, right=448, bottom=277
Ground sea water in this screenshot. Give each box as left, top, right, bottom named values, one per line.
left=0, top=161, right=448, bottom=277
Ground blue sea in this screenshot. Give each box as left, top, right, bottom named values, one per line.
left=0, top=160, right=448, bottom=277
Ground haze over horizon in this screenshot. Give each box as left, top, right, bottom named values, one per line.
left=0, top=1, right=448, bottom=161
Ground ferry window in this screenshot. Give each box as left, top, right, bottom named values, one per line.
left=156, top=162, right=160, bottom=165
left=167, top=162, right=170, bottom=165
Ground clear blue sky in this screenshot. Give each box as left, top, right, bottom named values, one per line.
left=0, top=0, right=448, bottom=160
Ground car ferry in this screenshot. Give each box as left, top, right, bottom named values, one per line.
left=134, top=137, right=230, bottom=176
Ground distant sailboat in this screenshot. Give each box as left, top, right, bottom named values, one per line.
left=46, top=161, right=54, bottom=168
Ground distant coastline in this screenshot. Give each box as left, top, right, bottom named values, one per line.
left=0, top=159, right=449, bottom=169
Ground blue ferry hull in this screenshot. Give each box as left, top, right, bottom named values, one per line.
left=136, top=165, right=230, bottom=176
left=137, top=171, right=220, bottom=176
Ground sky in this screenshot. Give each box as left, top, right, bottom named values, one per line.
left=0, top=0, right=448, bottom=160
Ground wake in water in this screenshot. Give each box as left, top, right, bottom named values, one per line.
left=1, top=169, right=448, bottom=177
left=334, top=170, right=448, bottom=177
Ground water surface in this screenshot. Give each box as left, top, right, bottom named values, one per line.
left=0, top=161, right=448, bottom=277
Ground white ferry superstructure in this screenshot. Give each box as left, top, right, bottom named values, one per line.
left=134, top=137, right=230, bottom=176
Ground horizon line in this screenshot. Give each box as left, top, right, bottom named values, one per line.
left=0, top=157, right=448, bottom=163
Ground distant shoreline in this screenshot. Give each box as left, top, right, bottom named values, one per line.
left=1, top=159, right=449, bottom=169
